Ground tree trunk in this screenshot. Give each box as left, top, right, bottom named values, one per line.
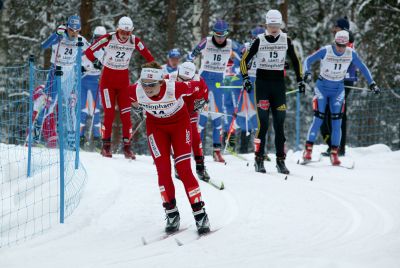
left=80, top=0, right=93, bottom=40
left=167, top=0, right=177, bottom=50
left=279, top=0, right=288, bottom=27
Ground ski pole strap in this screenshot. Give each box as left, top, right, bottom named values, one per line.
left=285, top=89, right=298, bottom=95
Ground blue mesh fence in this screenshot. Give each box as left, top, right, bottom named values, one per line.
left=0, top=47, right=87, bottom=247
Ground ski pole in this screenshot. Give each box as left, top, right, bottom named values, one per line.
left=87, top=83, right=101, bottom=141
left=344, top=85, right=370, bottom=91
left=286, top=89, right=298, bottom=95
left=223, top=87, right=244, bottom=154
left=215, top=82, right=242, bottom=89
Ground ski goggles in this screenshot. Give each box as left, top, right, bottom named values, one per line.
left=119, top=29, right=132, bottom=36
left=335, top=42, right=347, bottom=48
left=68, top=27, right=80, bottom=33
left=140, top=80, right=159, bottom=88
left=213, top=30, right=229, bottom=37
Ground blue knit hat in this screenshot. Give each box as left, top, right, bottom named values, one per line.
left=168, top=48, right=181, bottom=59
left=335, top=18, right=349, bottom=30
left=213, top=20, right=229, bottom=36
left=67, top=15, right=81, bottom=31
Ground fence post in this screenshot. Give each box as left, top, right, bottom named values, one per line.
left=296, top=91, right=300, bottom=150
left=56, top=65, right=65, bottom=224
left=27, top=55, right=35, bottom=177
left=75, top=37, right=83, bottom=169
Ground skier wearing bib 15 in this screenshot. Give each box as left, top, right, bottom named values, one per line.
left=128, top=62, right=210, bottom=235
left=85, top=16, right=154, bottom=159
left=188, top=19, right=242, bottom=163
left=240, top=10, right=304, bottom=174
left=302, top=30, right=380, bottom=166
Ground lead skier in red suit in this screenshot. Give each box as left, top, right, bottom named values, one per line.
left=128, top=62, right=211, bottom=235
left=85, top=16, right=154, bottom=159
left=166, top=62, right=211, bottom=182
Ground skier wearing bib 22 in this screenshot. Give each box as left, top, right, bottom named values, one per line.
left=240, top=10, right=304, bottom=174
left=188, top=19, right=242, bottom=163
left=302, top=30, right=380, bottom=166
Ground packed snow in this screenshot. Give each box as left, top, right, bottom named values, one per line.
left=1, top=144, right=400, bottom=268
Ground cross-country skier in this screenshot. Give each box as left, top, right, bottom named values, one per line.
left=80, top=26, right=107, bottom=150
left=161, top=48, right=181, bottom=74
left=188, top=19, right=242, bottom=163
left=85, top=16, right=154, bottom=159
left=39, top=15, right=88, bottom=148
left=320, top=17, right=357, bottom=156
left=240, top=10, right=304, bottom=174
left=302, top=30, right=380, bottom=165
left=167, top=62, right=210, bottom=182
left=128, top=61, right=210, bottom=235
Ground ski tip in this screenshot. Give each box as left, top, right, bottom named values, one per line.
left=141, top=236, right=147, bottom=246
left=220, top=182, right=225, bottom=190
left=296, top=159, right=300, bottom=164
left=246, top=162, right=249, bottom=167
left=224, top=161, right=227, bottom=165
left=310, top=176, right=314, bottom=181
left=284, top=176, right=288, bottom=180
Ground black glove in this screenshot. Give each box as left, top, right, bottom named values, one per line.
left=298, top=81, right=306, bottom=94
left=369, top=82, right=380, bottom=94
left=304, top=72, right=312, bottom=84
left=81, top=66, right=86, bottom=74
left=93, top=59, right=103, bottom=70
left=243, top=76, right=253, bottom=93
left=194, top=98, right=208, bottom=112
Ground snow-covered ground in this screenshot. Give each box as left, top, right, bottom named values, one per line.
left=1, top=144, right=400, bottom=268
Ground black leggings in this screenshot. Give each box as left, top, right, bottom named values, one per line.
left=254, top=78, right=287, bottom=157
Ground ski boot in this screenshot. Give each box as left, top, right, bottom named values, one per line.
left=163, top=199, right=180, bottom=234
left=276, top=156, right=290, bottom=174
left=195, top=156, right=210, bottom=182
left=192, top=202, right=210, bottom=235
left=330, top=146, right=341, bottom=166
left=79, top=136, right=86, bottom=149
left=213, top=145, right=225, bottom=163
left=254, top=154, right=266, bottom=173
left=100, top=139, right=112, bottom=158
left=123, top=138, right=136, bottom=160
left=321, top=147, right=331, bottom=157
left=302, top=142, right=313, bottom=163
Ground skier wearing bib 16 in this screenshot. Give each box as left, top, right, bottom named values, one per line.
left=128, top=62, right=210, bottom=235
left=80, top=26, right=107, bottom=150
left=167, top=62, right=211, bottom=182
left=302, top=30, right=380, bottom=166
left=85, top=16, right=154, bottom=159
left=240, top=10, right=304, bottom=174
left=188, top=19, right=242, bottom=163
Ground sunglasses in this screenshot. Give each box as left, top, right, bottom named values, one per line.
left=141, top=81, right=159, bottom=87
left=68, top=28, right=80, bottom=33
left=213, top=31, right=228, bottom=37
left=119, top=30, right=132, bottom=36
left=335, top=43, right=347, bottom=48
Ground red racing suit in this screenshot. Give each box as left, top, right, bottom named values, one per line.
left=85, top=32, right=154, bottom=140
left=166, top=73, right=209, bottom=156
left=128, top=79, right=207, bottom=205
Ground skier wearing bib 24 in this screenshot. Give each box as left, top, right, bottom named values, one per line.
left=38, top=15, right=88, bottom=148
left=85, top=16, right=154, bottom=159
left=240, top=10, right=304, bottom=174
left=302, top=30, right=380, bottom=166
left=188, top=19, right=242, bottom=163
left=128, top=62, right=210, bottom=235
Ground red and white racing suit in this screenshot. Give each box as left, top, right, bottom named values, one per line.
left=85, top=32, right=154, bottom=140
left=128, top=79, right=207, bottom=205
